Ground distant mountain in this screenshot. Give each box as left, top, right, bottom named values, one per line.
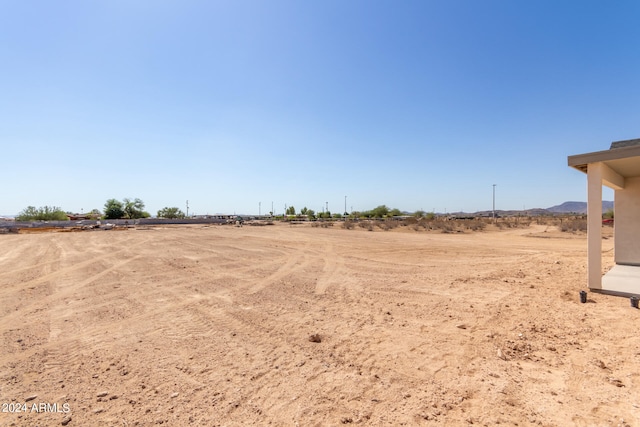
left=546, top=201, right=613, bottom=214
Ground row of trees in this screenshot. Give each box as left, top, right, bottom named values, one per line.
left=282, top=206, right=338, bottom=219
left=15, top=200, right=436, bottom=222
left=104, top=199, right=187, bottom=219
left=104, top=199, right=189, bottom=219
left=359, top=205, right=402, bottom=218
left=15, top=198, right=186, bottom=221
left=281, top=205, right=433, bottom=220
left=285, top=206, right=316, bottom=217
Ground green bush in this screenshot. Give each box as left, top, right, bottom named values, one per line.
left=157, top=207, right=186, bottom=219
left=16, top=206, right=69, bottom=221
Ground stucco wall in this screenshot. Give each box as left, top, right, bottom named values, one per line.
left=615, top=176, right=640, bottom=265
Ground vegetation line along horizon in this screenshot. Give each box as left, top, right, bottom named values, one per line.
left=12, top=199, right=613, bottom=222
left=14, top=200, right=435, bottom=221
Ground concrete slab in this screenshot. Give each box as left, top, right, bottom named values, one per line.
left=596, top=264, right=640, bottom=297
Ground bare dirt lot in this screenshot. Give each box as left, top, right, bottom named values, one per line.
left=1, top=223, right=638, bottom=426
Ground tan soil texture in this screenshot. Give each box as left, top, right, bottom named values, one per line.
left=1, top=223, right=638, bottom=427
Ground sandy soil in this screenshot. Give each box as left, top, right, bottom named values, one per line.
left=1, top=222, right=638, bottom=426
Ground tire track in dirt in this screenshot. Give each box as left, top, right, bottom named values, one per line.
left=0, top=235, right=26, bottom=262
left=35, top=226, right=280, bottom=379
left=1, top=235, right=61, bottom=353
left=2, top=233, right=153, bottom=390
left=0, top=236, right=60, bottom=309
left=26, top=291, right=239, bottom=373
left=313, top=240, right=346, bottom=295
left=145, top=230, right=309, bottom=299
left=1, top=254, right=145, bottom=331
left=0, top=233, right=145, bottom=278
left=0, top=234, right=152, bottom=299
left=246, top=244, right=310, bottom=295
left=0, top=237, right=57, bottom=280
left=134, top=283, right=317, bottom=411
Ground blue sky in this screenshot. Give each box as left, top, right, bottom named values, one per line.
left=1, top=0, right=638, bottom=216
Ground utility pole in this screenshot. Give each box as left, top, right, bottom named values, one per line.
left=186, top=200, right=189, bottom=217
left=344, top=196, right=347, bottom=215
left=492, top=184, right=496, bottom=222
left=259, top=202, right=261, bottom=216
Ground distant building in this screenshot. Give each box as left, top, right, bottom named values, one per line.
left=66, top=212, right=100, bottom=221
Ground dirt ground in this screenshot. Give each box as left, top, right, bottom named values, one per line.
left=1, top=222, right=638, bottom=426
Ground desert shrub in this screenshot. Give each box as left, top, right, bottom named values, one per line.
left=249, top=221, right=274, bottom=226
left=463, top=220, right=486, bottom=231
left=536, top=216, right=561, bottom=226
left=498, top=218, right=532, bottom=229
left=495, top=219, right=533, bottom=229
left=342, top=220, right=355, bottom=230
left=428, top=220, right=443, bottom=230
left=311, top=220, right=333, bottom=228
left=440, top=224, right=454, bottom=233
left=403, top=217, right=418, bottom=226
left=560, top=219, right=587, bottom=232
left=378, top=220, right=399, bottom=231
left=429, top=221, right=454, bottom=233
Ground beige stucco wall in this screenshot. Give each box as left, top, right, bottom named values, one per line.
left=615, top=176, right=640, bottom=265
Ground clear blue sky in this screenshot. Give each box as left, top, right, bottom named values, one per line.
left=1, top=0, right=638, bottom=216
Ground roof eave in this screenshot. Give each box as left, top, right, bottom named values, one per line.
left=568, top=145, right=640, bottom=174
